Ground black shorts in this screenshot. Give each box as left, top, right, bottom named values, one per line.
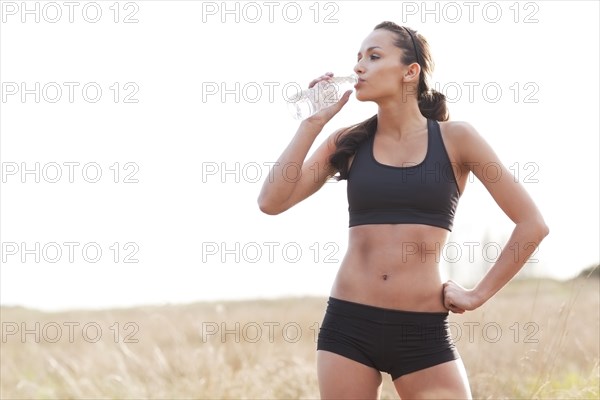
left=317, top=297, right=460, bottom=380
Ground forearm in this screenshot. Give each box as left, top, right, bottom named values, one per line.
left=472, top=219, right=549, bottom=307
left=257, top=120, right=324, bottom=211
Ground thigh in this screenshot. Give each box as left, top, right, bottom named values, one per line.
left=393, top=359, right=472, bottom=400
left=317, top=350, right=383, bottom=400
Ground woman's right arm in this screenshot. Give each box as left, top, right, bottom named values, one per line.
left=257, top=74, right=353, bottom=214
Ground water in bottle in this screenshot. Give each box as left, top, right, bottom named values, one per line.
left=287, top=75, right=358, bottom=120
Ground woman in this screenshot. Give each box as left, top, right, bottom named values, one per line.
left=257, top=21, right=548, bottom=399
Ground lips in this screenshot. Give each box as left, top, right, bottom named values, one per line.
left=354, top=78, right=366, bottom=88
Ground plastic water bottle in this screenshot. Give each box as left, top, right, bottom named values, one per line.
left=287, top=75, right=358, bottom=120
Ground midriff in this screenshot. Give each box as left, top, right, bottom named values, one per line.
left=330, top=223, right=451, bottom=312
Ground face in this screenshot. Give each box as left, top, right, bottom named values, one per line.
left=353, top=29, right=420, bottom=103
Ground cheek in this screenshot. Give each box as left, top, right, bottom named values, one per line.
left=373, top=67, right=402, bottom=88
left=374, top=73, right=402, bottom=93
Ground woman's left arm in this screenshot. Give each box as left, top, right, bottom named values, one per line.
left=442, top=122, right=550, bottom=314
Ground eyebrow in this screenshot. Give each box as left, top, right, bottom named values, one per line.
left=357, top=46, right=382, bottom=57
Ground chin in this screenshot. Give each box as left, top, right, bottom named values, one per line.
left=354, top=90, right=372, bottom=102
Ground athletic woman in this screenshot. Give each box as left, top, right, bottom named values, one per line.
left=257, top=21, right=549, bottom=399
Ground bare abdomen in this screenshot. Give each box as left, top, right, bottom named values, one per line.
left=330, top=224, right=451, bottom=312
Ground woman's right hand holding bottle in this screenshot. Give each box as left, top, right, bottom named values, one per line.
left=303, top=72, right=353, bottom=127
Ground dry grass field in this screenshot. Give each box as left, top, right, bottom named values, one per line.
left=1, top=277, right=598, bottom=399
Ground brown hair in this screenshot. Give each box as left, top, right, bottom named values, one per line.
left=329, top=21, right=448, bottom=180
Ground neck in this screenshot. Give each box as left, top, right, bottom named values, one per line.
left=376, top=94, right=426, bottom=140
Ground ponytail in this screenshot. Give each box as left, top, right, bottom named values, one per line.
left=418, top=89, right=449, bottom=121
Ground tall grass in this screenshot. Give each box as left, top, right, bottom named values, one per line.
left=1, top=277, right=598, bottom=399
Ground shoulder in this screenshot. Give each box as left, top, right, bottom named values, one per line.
left=438, top=120, right=479, bottom=140
left=437, top=120, right=500, bottom=174
left=438, top=120, right=489, bottom=155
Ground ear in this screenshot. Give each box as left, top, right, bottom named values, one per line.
left=402, top=62, right=421, bottom=83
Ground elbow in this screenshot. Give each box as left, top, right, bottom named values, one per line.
left=518, top=216, right=549, bottom=243
left=257, top=196, right=284, bottom=215
left=258, top=203, right=281, bottom=216
left=533, top=217, right=550, bottom=242
left=540, top=221, right=550, bottom=240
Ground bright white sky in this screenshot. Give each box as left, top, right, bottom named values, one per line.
left=1, top=1, right=598, bottom=311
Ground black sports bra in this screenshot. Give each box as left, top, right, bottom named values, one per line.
left=347, top=119, right=460, bottom=231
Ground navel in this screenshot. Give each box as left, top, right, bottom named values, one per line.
left=382, top=274, right=389, bottom=281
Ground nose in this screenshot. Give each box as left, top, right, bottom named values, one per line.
left=353, top=61, right=364, bottom=75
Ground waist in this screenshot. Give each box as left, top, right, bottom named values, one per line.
left=330, top=269, right=448, bottom=312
